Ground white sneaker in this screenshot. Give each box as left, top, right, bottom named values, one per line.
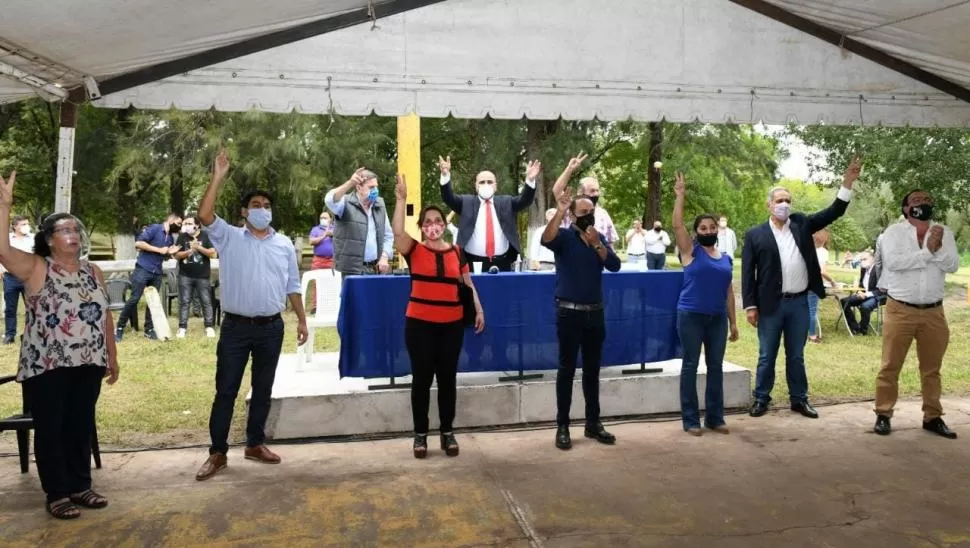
left=205, top=327, right=216, bottom=338
left=176, top=328, right=186, bottom=339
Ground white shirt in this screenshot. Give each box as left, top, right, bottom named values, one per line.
left=878, top=221, right=959, bottom=304
left=860, top=266, right=873, bottom=297
left=643, top=229, right=671, bottom=254
left=446, top=223, right=459, bottom=242
left=9, top=234, right=34, bottom=253
left=440, top=174, right=535, bottom=257
left=626, top=229, right=646, bottom=255
left=769, top=219, right=809, bottom=294
left=717, top=227, right=737, bottom=256
left=815, top=247, right=830, bottom=286
left=528, top=226, right=555, bottom=263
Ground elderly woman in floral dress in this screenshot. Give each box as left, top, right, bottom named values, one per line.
left=0, top=171, right=119, bottom=520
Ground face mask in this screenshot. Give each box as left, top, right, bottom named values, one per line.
left=718, top=221, right=727, bottom=229
left=772, top=203, right=792, bottom=221
left=478, top=184, right=495, bottom=200
left=654, top=226, right=662, bottom=232
left=319, top=218, right=328, bottom=226
left=589, top=195, right=599, bottom=207
left=575, top=214, right=595, bottom=232
left=367, top=188, right=379, bottom=203
left=909, top=204, right=933, bottom=221
left=247, top=208, right=272, bottom=230
left=421, top=224, right=444, bottom=240
left=181, top=224, right=194, bottom=234
left=696, top=233, right=718, bottom=247
left=168, top=223, right=181, bottom=234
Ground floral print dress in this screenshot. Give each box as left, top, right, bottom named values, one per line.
left=17, top=258, right=109, bottom=382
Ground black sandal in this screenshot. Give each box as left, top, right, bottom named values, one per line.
left=46, top=499, right=81, bottom=520
left=70, top=489, right=108, bottom=509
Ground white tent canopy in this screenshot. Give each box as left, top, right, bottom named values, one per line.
left=84, top=0, right=970, bottom=126
left=2, top=0, right=970, bottom=125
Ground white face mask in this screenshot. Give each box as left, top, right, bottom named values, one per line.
left=477, top=184, right=496, bottom=200
left=772, top=203, right=792, bottom=221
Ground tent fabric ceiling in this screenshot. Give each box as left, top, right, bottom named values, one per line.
left=3, top=0, right=970, bottom=126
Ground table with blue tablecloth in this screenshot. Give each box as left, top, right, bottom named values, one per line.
left=337, top=271, right=684, bottom=378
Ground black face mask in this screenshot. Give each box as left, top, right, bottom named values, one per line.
left=575, top=214, right=595, bottom=232
left=654, top=226, right=662, bottom=232
left=168, top=223, right=181, bottom=234
left=909, top=204, right=933, bottom=221
left=696, top=233, right=718, bottom=247
left=588, top=195, right=599, bottom=207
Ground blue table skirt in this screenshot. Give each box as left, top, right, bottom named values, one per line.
left=337, top=271, right=684, bottom=378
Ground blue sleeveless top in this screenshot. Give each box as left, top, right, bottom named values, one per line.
left=677, top=243, right=733, bottom=315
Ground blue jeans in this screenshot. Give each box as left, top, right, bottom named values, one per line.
left=117, top=265, right=162, bottom=333
left=753, top=294, right=810, bottom=404
left=3, top=273, right=25, bottom=339
left=677, top=310, right=728, bottom=430
left=807, top=292, right=820, bottom=337
left=647, top=252, right=666, bottom=270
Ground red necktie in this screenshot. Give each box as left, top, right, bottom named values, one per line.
left=484, top=199, right=495, bottom=258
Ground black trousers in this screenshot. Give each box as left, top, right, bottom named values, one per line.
left=405, top=317, right=465, bottom=433
left=464, top=248, right=518, bottom=272
left=117, top=265, right=161, bottom=332
left=555, top=307, right=606, bottom=427
left=23, top=366, right=103, bottom=502
left=208, top=315, right=284, bottom=455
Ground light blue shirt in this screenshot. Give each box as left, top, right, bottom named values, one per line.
left=204, top=216, right=301, bottom=317
left=324, top=189, right=394, bottom=261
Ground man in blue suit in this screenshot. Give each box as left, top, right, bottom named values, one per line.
left=743, top=157, right=861, bottom=419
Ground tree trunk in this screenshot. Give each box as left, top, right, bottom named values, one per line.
left=526, top=119, right=559, bottom=230
left=644, top=121, right=664, bottom=225
left=114, top=108, right=138, bottom=236
left=170, top=164, right=184, bottom=215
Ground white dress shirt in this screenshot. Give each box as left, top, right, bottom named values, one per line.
left=878, top=221, right=959, bottom=304
left=626, top=229, right=646, bottom=255
left=717, top=227, right=737, bottom=256
left=643, top=229, right=671, bottom=254
left=769, top=219, right=809, bottom=293
left=528, top=226, right=556, bottom=263
left=440, top=174, right=535, bottom=257
left=9, top=234, right=34, bottom=253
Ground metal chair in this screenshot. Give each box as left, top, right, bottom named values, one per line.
left=0, top=374, right=101, bottom=473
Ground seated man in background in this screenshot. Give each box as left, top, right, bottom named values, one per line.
left=840, top=251, right=883, bottom=335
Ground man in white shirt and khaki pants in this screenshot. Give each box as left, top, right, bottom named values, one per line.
left=873, top=189, right=959, bottom=439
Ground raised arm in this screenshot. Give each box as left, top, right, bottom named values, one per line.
left=199, top=149, right=230, bottom=227
left=807, top=155, right=860, bottom=232
left=392, top=174, right=416, bottom=256
left=543, top=187, right=572, bottom=244
left=511, top=160, right=541, bottom=213
left=0, top=171, right=43, bottom=283
left=671, top=171, right=694, bottom=266
left=437, top=156, right=464, bottom=213
left=326, top=168, right=367, bottom=218
left=551, top=152, right=588, bottom=198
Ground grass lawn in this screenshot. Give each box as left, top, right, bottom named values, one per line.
left=1, top=262, right=969, bottom=448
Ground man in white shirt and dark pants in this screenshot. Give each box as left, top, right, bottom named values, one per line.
left=873, top=189, right=959, bottom=439
left=643, top=221, right=671, bottom=270
left=717, top=216, right=737, bottom=257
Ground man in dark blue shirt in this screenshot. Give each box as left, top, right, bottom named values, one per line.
left=115, top=213, right=181, bottom=341
left=542, top=184, right=621, bottom=450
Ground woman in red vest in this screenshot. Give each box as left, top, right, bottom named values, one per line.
left=392, top=174, right=485, bottom=459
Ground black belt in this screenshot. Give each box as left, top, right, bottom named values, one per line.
left=557, top=300, right=603, bottom=311
left=890, top=297, right=942, bottom=310
left=363, top=260, right=378, bottom=267
left=224, top=312, right=282, bottom=325
left=781, top=290, right=808, bottom=299
left=627, top=253, right=645, bottom=257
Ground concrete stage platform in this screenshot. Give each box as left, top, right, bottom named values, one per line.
left=254, top=353, right=751, bottom=439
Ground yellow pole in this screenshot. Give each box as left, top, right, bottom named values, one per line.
left=397, top=114, right=422, bottom=262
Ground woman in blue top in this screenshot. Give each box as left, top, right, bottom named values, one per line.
left=672, top=172, right=739, bottom=436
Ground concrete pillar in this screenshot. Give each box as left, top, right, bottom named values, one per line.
left=396, top=114, right=421, bottom=247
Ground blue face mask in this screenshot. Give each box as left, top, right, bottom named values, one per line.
left=367, top=188, right=379, bottom=203
left=247, top=208, right=272, bottom=230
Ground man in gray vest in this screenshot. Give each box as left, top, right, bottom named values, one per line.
left=325, top=168, right=394, bottom=276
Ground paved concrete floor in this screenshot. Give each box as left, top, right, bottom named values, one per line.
left=2, top=398, right=970, bottom=547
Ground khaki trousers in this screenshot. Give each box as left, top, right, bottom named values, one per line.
left=875, top=299, right=948, bottom=420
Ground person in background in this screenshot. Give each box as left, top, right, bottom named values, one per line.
left=643, top=221, right=671, bottom=270
left=872, top=189, right=958, bottom=439
left=115, top=213, right=182, bottom=341
left=0, top=171, right=119, bottom=520
left=840, top=251, right=883, bottom=335
left=672, top=172, right=739, bottom=436
left=542, top=180, right=621, bottom=451
left=743, top=156, right=860, bottom=419
left=3, top=215, right=33, bottom=344
left=445, top=211, right=459, bottom=244
left=195, top=150, right=308, bottom=481
left=173, top=214, right=216, bottom=339
left=625, top=220, right=647, bottom=267
left=529, top=208, right=558, bottom=271
left=807, top=229, right=836, bottom=344
left=551, top=154, right=619, bottom=247
left=716, top=216, right=738, bottom=258
left=307, top=210, right=335, bottom=312
left=393, top=174, right=484, bottom=458
left=325, top=168, right=394, bottom=277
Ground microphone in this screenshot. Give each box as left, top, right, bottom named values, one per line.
left=488, top=266, right=500, bottom=274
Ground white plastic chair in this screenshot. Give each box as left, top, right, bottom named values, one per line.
left=297, top=269, right=342, bottom=364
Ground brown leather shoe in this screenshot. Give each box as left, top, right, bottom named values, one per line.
left=195, top=453, right=227, bottom=481
left=244, top=444, right=281, bottom=464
